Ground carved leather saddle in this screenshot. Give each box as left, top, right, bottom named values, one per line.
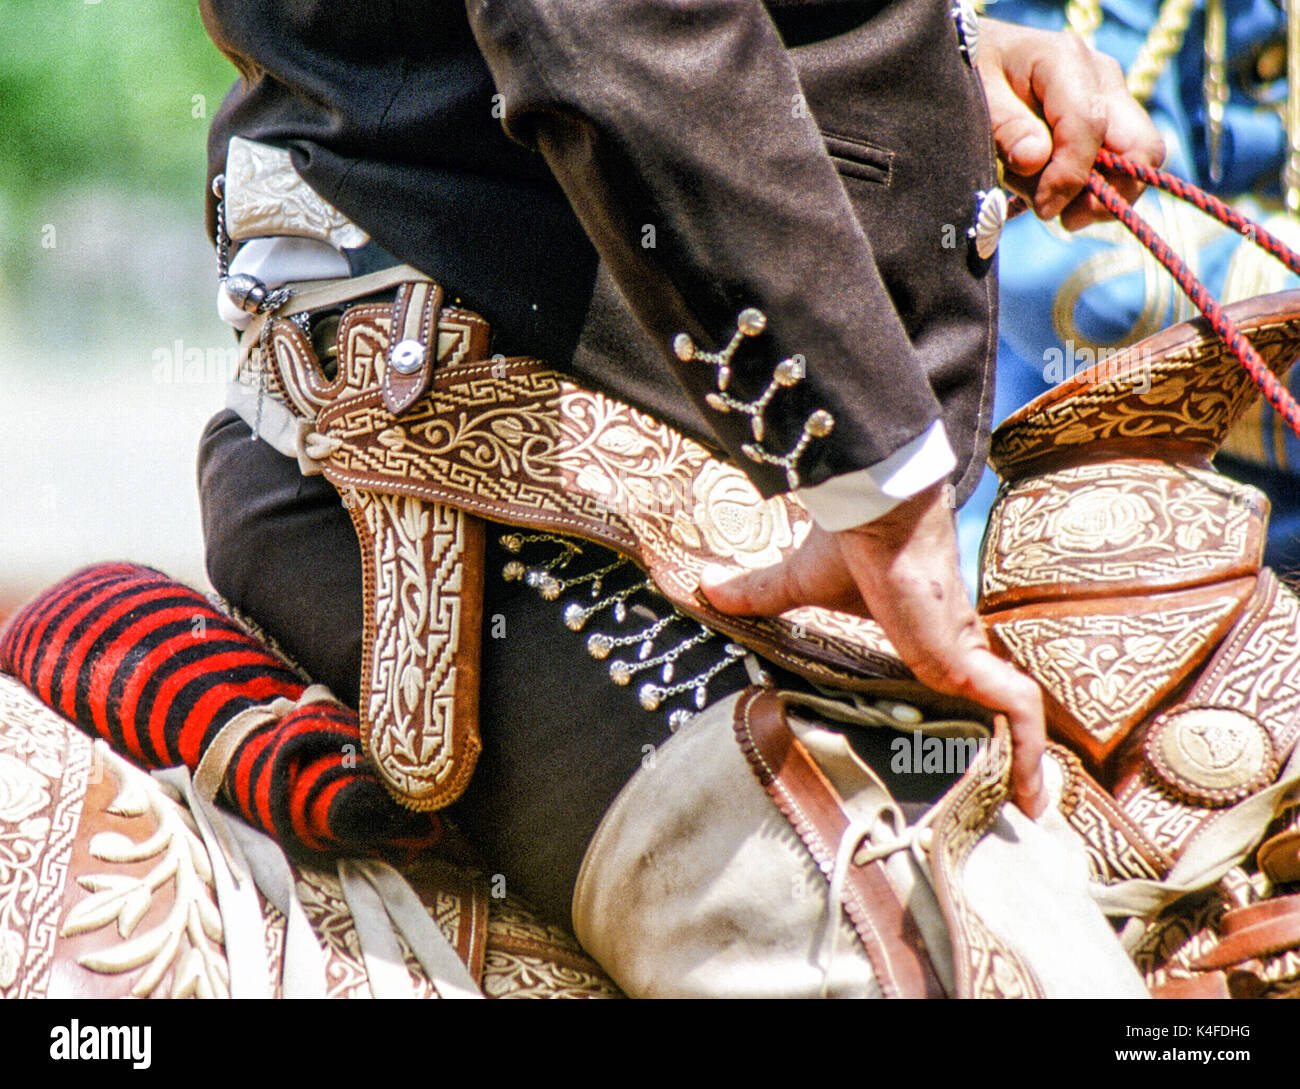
left=978, top=291, right=1300, bottom=996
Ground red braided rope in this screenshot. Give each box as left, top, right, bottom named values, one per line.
left=1068, top=150, right=1300, bottom=441
left=1095, top=149, right=1300, bottom=279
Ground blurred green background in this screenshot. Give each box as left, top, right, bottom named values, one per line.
left=0, top=1, right=238, bottom=610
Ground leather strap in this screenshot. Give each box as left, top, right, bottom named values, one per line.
left=1190, top=893, right=1300, bottom=970
left=238, top=263, right=435, bottom=372
left=383, top=280, right=444, bottom=416
left=732, top=687, right=944, bottom=999
left=278, top=264, right=432, bottom=318
left=1257, top=804, right=1300, bottom=883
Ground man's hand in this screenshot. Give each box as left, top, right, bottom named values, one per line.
left=700, top=484, right=1047, bottom=818
left=977, top=18, right=1166, bottom=230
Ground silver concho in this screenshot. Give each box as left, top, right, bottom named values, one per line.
left=389, top=338, right=426, bottom=375
left=969, top=188, right=1007, bottom=260
left=952, top=0, right=979, bottom=65
left=668, top=709, right=694, bottom=732
left=1145, top=706, right=1275, bottom=807
left=222, top=272, right=269, bottom=313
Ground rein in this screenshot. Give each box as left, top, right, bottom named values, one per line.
left=1012, top=151, right=1300, bottom=440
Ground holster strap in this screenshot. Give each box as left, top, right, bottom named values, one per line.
left=383, top=280, right=444, bottom=416
left=238, top=263, right=434, bottom=377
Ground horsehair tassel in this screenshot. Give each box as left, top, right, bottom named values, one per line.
left=1045, top=150, right=1300, bottom=442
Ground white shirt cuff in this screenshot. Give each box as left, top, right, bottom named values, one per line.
left=793, top=420, right=956, bottom=531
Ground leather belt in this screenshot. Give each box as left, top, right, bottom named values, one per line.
left=235, top=271, right=914, bottom=812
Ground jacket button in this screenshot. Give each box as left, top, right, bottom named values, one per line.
left=969, top=188, right=1007, bottom=260
left=952, top=0, right=979, bottom=65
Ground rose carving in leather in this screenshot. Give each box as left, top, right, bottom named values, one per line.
left=685, top=460, right=798, bottom=569
left=1050, top=490, right=1153, bottom=551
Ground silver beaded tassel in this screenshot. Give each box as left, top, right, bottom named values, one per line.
left=501, top=532, right=754, bottom=729
left=606, top=623, right=712, bottom=691
left=635, top=642, right=747, bottom=715
left=674, top=307, right=836, bottom=489
left=499, top=533, right=627, bottom=602
left=583, top=613, right=674, bottom=660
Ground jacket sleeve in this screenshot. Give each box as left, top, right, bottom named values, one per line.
left=465, top=0, right=952, bottom=516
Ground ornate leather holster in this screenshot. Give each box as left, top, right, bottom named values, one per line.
left=255, top=273, right=1300, bottom=994
left=254, top=278, right=909, bottom=811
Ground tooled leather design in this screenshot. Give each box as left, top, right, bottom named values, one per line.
left=267, top=319, right=333, bottom=417
left=978, top=294, right=1300, bottom=996
left=0, top=675, right=95, bottom=998
left=0, top=671, right=618, bottom=999
left=482, top=897, right=624, bottom=999
left=979, top=460, right=1266, bottom=611
left=342, top=490, right=483, bottom=811
left=923, top=723, right=1045, bottom=999
left=1092, top=572, right=1300, bottom=858
left=52, top=744, right=229, bottom=999
left=1139, top=571, right=1300, bottom=808
left=1144, top=706, right=1277, bottom=809
left=1130, top=880, right=1233, bottom=993
left=1113, top=783, right=1208, bottom=860
left=269, top=304, right=490, bottom=417
left=224, top=135, right=370, bottom=250
left=278, top=868, right=620, bottom=998
left=981, top=440, right=1264, bottom=768
left=310, top=322, right=907, bottom=690
left=0, top=684, right=230, bottom=999
left=1131, top=873, right=1300, bottom=996
left=381, top=281, right=443, bottom=417
left=988, top=295, right=1300, bottom=478
left=274, top=298, right=907, bottom=810
left=266, top=305, right=491, bottom=812
left=1048, top=746, right=1171, bottom=884
left=987, top=579, right=1255, bottom=764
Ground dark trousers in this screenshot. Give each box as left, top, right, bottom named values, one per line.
left=197, top=409, right=674, bottom=925
left=197, top=408, right=964, bottom=925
